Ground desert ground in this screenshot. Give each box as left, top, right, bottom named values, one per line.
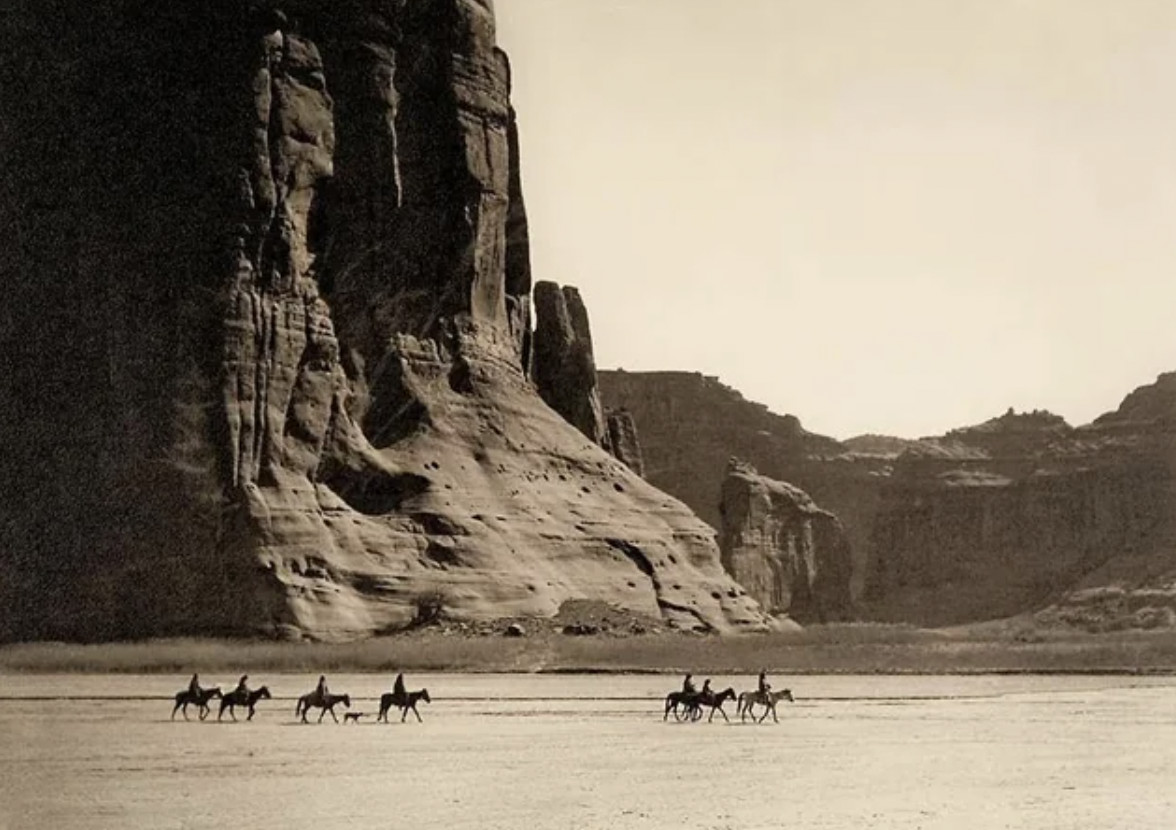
left=2, top=673, right=1175, bottom=829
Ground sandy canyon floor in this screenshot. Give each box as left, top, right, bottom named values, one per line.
left=2, top=673, right=1175, bottom=829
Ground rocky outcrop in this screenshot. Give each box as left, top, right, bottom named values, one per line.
left=600, top=369, right=1176, bottom=629
left=604, top=409, right=645, bottom=477
left=719, top=460, right=852, bottom=622
left=532, top=282, right=607, bottom=445
left=0, top=2, right=766, bottom=641
left=598, top=370, right=888, bottom=600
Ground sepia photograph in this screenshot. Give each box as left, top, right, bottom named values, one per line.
left=2, top=0, right=1175, bottom=827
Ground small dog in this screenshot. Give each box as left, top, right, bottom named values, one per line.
left=343, top=712, right=366, bottom=723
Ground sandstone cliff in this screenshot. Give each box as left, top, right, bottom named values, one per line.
left=600, top=369, right=1176, bottom=629
left=719, top=460, right=852, bottom=622
left=0, top=1, right=765, bottom=641
left=598, top=370, right=886, bottom=601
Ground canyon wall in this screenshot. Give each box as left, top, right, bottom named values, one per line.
left=0, top=1, right=766, bottom=641
left=600, top=370, right=1176, bottom=628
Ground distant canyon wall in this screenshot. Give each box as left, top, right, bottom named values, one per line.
left=600, top=370, right=1176, bottom=628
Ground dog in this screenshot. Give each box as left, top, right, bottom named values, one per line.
left=343, top=712, right=367, bottom=724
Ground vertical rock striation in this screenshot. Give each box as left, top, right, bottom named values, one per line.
left=0, top=1, right=767, bottom=641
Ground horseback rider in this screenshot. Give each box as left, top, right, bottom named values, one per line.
left=681, top=673, right=697, bottom=696
left=315, top=674, right=329, bottom=704
left=188, top=673, right=203, bottom=698
left=758, top=669, right=771, bottom=696
left=700, top=678, right=712, bottom=698
left=392, top=672, right=406, bottom=702
left=234, top=674, right=249, bottom=697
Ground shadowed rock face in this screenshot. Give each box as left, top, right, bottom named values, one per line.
left=532, top=282, right=606, bottom=445
left=0, top=1, right=766, bottom=641
left=719, top=460, right=852, bottom=623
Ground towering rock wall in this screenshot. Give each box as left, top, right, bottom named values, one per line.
left=719, top=460, right=852, bottom=622
left=0, top=1, right=766, bottom=641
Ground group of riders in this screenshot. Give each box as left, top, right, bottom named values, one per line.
left=186, top=672, right=409, bottom=706
left=680, top=669, right=773, bottom=699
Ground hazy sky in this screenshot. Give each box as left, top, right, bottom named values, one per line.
left=495, top=0, right=1176, bottom=439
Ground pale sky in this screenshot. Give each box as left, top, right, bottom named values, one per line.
left=495, top=0, right=1176, bottom=439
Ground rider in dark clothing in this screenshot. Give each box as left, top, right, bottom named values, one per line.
left=758, top=670, right=771, bottom=695
left=315, top=675, right=329, bottom=702
left=392, top=673, right=406, bottom=701
left=189, top=673, right=203, bottom=697
left=234, top=675, right=249, bottom=696
left=681, top=674, right=697, bottom=695
left=700, top=678, right=712, bottom=697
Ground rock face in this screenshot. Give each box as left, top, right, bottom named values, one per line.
left=598, top=370, right=887, bottom=601
left=867, top=382, right=1176, bottom=627
left=532, top=282, right=606, bottom=444
left=600, top=369, right=1176, bottom=629
left=719, top=460, right=852, bottom=622
left=0, top=2, right=765, bottom=641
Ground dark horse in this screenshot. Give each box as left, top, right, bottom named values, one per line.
left=690, top=687, right=737, bottom=723
left=171, top=687, right=222, bottom=721
left=295, top=691, right=351, bottom=724
left=663, top=690, right=699, bottom=722
left=378, top=689, right=431, bottom=723
left=218, top=686, right=272, bottom=722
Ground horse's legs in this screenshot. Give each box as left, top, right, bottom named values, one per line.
left=328, top=706, right=339, bottom=724
left=411, top=705, right=422, bottom=723
left=247, top=705, right=256, bottom=722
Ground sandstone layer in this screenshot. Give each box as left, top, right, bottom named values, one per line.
left=0, top=2, right=765, bottom=641
left=718, top=459, right=852, bottom=622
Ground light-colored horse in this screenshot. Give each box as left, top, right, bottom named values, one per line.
left=737, top=688, right=794, bottom=723
left=295, top=691, right=351, bottom=723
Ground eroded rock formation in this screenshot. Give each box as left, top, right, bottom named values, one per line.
left=0, top=1, right=765, bottom=641
left=719, top=459, right=852, bottom=622
left=604, top=409, right=645, bottom=477
left=532, top=282, right=607, bottom=444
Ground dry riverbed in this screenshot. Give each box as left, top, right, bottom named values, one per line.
left=2, top=673, right=1175, bottom=829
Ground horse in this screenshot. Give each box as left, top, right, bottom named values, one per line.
left=693, top=687, right=737, bottom=723
left=171, top=686, right=222, bottom=721
left=217, top=686, right=272, bottom=722
left=663, top=690, right=700, bottom=722
left=295, top=691, right=351, bottom=723
left=737, top=688, right=794, bottom=723
left=378, top=688, right=431, bottom=723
